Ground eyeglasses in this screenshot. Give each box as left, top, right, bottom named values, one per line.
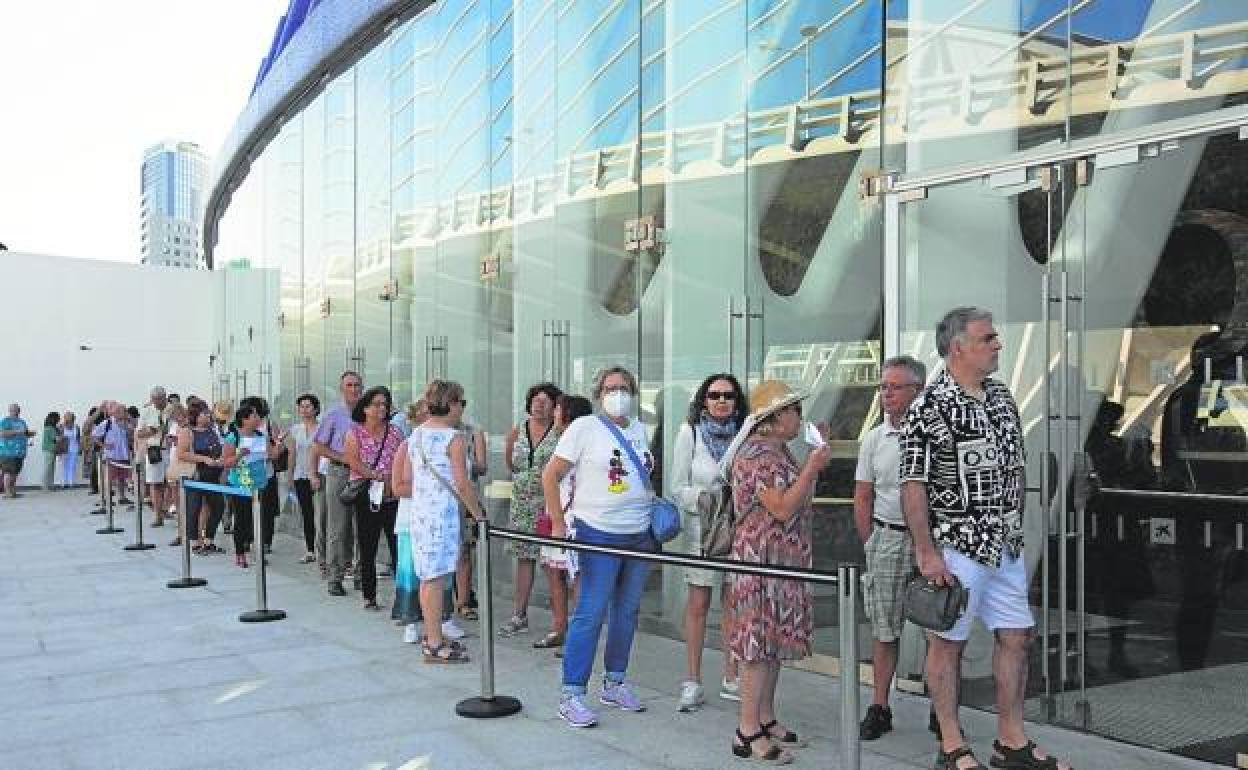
left=456, top=398, right=469, bottom=408
left=603, top=385, right=631, bottom=394
left=706, top=391, right=736, bottom=401
left=878, top=383, right=919, bottom=393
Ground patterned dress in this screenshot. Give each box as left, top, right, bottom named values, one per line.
left=398, top=426, right=461, bottom=580
left=508, top=419, right=557, bottom=559
left=728, top=436, right=814, bottom=663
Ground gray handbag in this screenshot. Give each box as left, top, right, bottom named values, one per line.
left=902, top=573, right=969, bottom=632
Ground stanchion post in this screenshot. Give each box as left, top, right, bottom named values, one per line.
left=455, top=518, right=521, bottom=718
left=96, top=461, right=124, bottom=534
left=240, top=488, right=285, bottom=622
left=838, top=564, right=862, bottom=770
left=125, top=459, right=155, bottom=551
left=90, top=454, right=106, bottom=515
left=168, top=479, right=206, bottom=589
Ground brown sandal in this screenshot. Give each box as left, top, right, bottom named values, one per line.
left=989, top=740, right=1070, bottom=770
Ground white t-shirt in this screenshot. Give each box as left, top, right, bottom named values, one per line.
left=854, top=417, right=904, bottom=525
left=554, top=415, right=652, bottom=535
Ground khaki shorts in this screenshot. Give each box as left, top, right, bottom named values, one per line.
left=680, top=509, right=726, bottom=589
left=862, top=526, right=916, bottom=643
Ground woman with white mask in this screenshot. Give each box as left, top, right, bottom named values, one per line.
left=542, top=366, right=657, bottom=729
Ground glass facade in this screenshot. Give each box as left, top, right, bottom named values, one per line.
left=208, top=1, right=1248, bottom=762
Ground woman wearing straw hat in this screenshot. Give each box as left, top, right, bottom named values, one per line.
left=726, top=380, right=832, bottom=764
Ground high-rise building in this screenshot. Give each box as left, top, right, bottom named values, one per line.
left=140, top=140, right=209, bottom=268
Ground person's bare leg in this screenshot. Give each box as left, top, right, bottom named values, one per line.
left=872, top=639, right=899, bottom=707
left=512, top=557, right=535, bottom=618
left=420, top=577, right=446, bottom=648
left=720, top=581, right=738, bottom=682
left=545, top=565, right=568, bottom=634
left=758, top=660, right=785, bottom=730
left=455, top=550, right=472, bottom=610
left=684, top=584, right=711, bottom=682
left=736, top=661, right=782, bottom=759
left=993, top=628, right=1070, bottom=770
left=150, top=484, right=167, bottom=523
left=928, top=633, right=978, bottom=768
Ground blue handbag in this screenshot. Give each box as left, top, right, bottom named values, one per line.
left=597, top=415, right=682, bottom=544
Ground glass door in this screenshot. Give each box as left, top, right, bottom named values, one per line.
left=889, top=120, right=1248, bottom=763
left=890, top=159, right=1076, bottom=709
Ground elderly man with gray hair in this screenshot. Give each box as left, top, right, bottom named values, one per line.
left=899, top=307, right=1070, bottom=770
left=137, top=386, right=171, bottom=526
left=854, top=354, right=926, bottom=741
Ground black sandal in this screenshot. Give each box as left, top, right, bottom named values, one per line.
left=422, top=638, right=470, bottom=664
left=990, top=740, right=1069, bottom=770
left=732, top=728, right=792, bottom=764
left=760, top=719, right=807, bottom=748
left=937, top=746, right=987, bottom=770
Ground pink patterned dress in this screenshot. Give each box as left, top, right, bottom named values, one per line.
left=728, top=436, right=814, bottom=663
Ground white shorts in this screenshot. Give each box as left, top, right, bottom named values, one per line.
left=145, top=452, right=168, bottom=484
left=935, top=546, right=1034, bottom=642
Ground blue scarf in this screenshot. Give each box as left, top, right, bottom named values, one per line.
left=696, top=412, right=738, bottom=462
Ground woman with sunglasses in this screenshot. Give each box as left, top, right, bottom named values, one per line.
left=342, top=385, right=403, bottom=611
left=671, top=373, right=748, bottom=711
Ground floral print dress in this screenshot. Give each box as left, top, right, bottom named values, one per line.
left=398, top=426, right=461, bottom=580
left=508, top=420, right=557, bottom=559
left=728, top=436, right=814, bottom=663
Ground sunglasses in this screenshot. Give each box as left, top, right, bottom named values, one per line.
left=706, top=391, right=736, bottom=401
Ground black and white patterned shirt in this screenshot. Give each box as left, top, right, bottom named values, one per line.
left=899, top=369, right=1025, bottom=567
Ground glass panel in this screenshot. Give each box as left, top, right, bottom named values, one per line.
left=746, top=0, right=886, bottom=667
left=1068, top=1, right=1248, bottom=145
left=1044, top=130, right=1248, bottom=765
left=897, top=174, right=1053, bottom=697
left=637, top=0, right=751, bottom=633
left=302, top=95, right=329, bottom=404
left=355, top=46, right=392, bottom=395
left=883, top=0, right=1072, bottom=175
left=322, top=73, right=356, bottom=388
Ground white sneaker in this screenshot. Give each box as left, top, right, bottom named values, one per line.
left=403, top=623, right=421, bottom=644
left=678, top=680, right=705, bottom=712
left=441, top=618, right=466, bottom=640
left=719, top=676, right=741, bottom=702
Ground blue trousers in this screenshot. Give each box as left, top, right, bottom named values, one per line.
left=560, top=521, right=654, bottom=696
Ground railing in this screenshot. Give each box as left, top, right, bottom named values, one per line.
left=455, top=519, right=864, bottom=770
left=389, top=19, right=1248, bottom=245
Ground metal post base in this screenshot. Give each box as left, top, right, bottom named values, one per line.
left=455, top=695, right=522, bottom=719
left=95, top=526, right=124, bottom=534
left=123, top=543, right=156, bottom=551
left=167, top=577, right=207, bottom=589
left=239, top=609, right=286, bottom=623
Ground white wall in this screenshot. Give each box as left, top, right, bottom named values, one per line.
left=0, top=252, right=218, bottom=487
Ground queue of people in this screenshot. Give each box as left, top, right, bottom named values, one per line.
left=5, top=303, right=1072, bottom=770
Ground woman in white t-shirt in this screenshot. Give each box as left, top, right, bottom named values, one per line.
left=541, top=366, right=656, bottom=729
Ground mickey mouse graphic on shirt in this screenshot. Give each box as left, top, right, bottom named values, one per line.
left=608, top=449, right=628, bottom=493
left=606, top=445, right=654, bottom=494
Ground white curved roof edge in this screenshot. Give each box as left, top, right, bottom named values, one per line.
left=203, top=0, right=433, bottom=267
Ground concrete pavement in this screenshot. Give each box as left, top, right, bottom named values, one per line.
left=0, top=487, right=1225, bottom=769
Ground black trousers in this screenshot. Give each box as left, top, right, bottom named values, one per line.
left=186, top=488, right=224, bottom=540
left=293, top=478, right=316, bottom=552
left=261, top=479, right=279, bottom=548
left=353, top=496, right=398, bottom=602
left=229, top=495, right=253, bottom=555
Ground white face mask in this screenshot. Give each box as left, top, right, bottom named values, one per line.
left=602, top=390, right=633, bottom=418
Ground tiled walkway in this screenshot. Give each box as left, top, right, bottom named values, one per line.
left=0, top=488, right=1227, bottom=769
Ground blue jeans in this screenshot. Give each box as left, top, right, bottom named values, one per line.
left=561, top=522, right=654, bottom=696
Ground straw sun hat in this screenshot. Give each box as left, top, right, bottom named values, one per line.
left=748, top=380, right=808, bottom=422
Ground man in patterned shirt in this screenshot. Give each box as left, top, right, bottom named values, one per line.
left=900, top=307, right=1070, bottom=770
